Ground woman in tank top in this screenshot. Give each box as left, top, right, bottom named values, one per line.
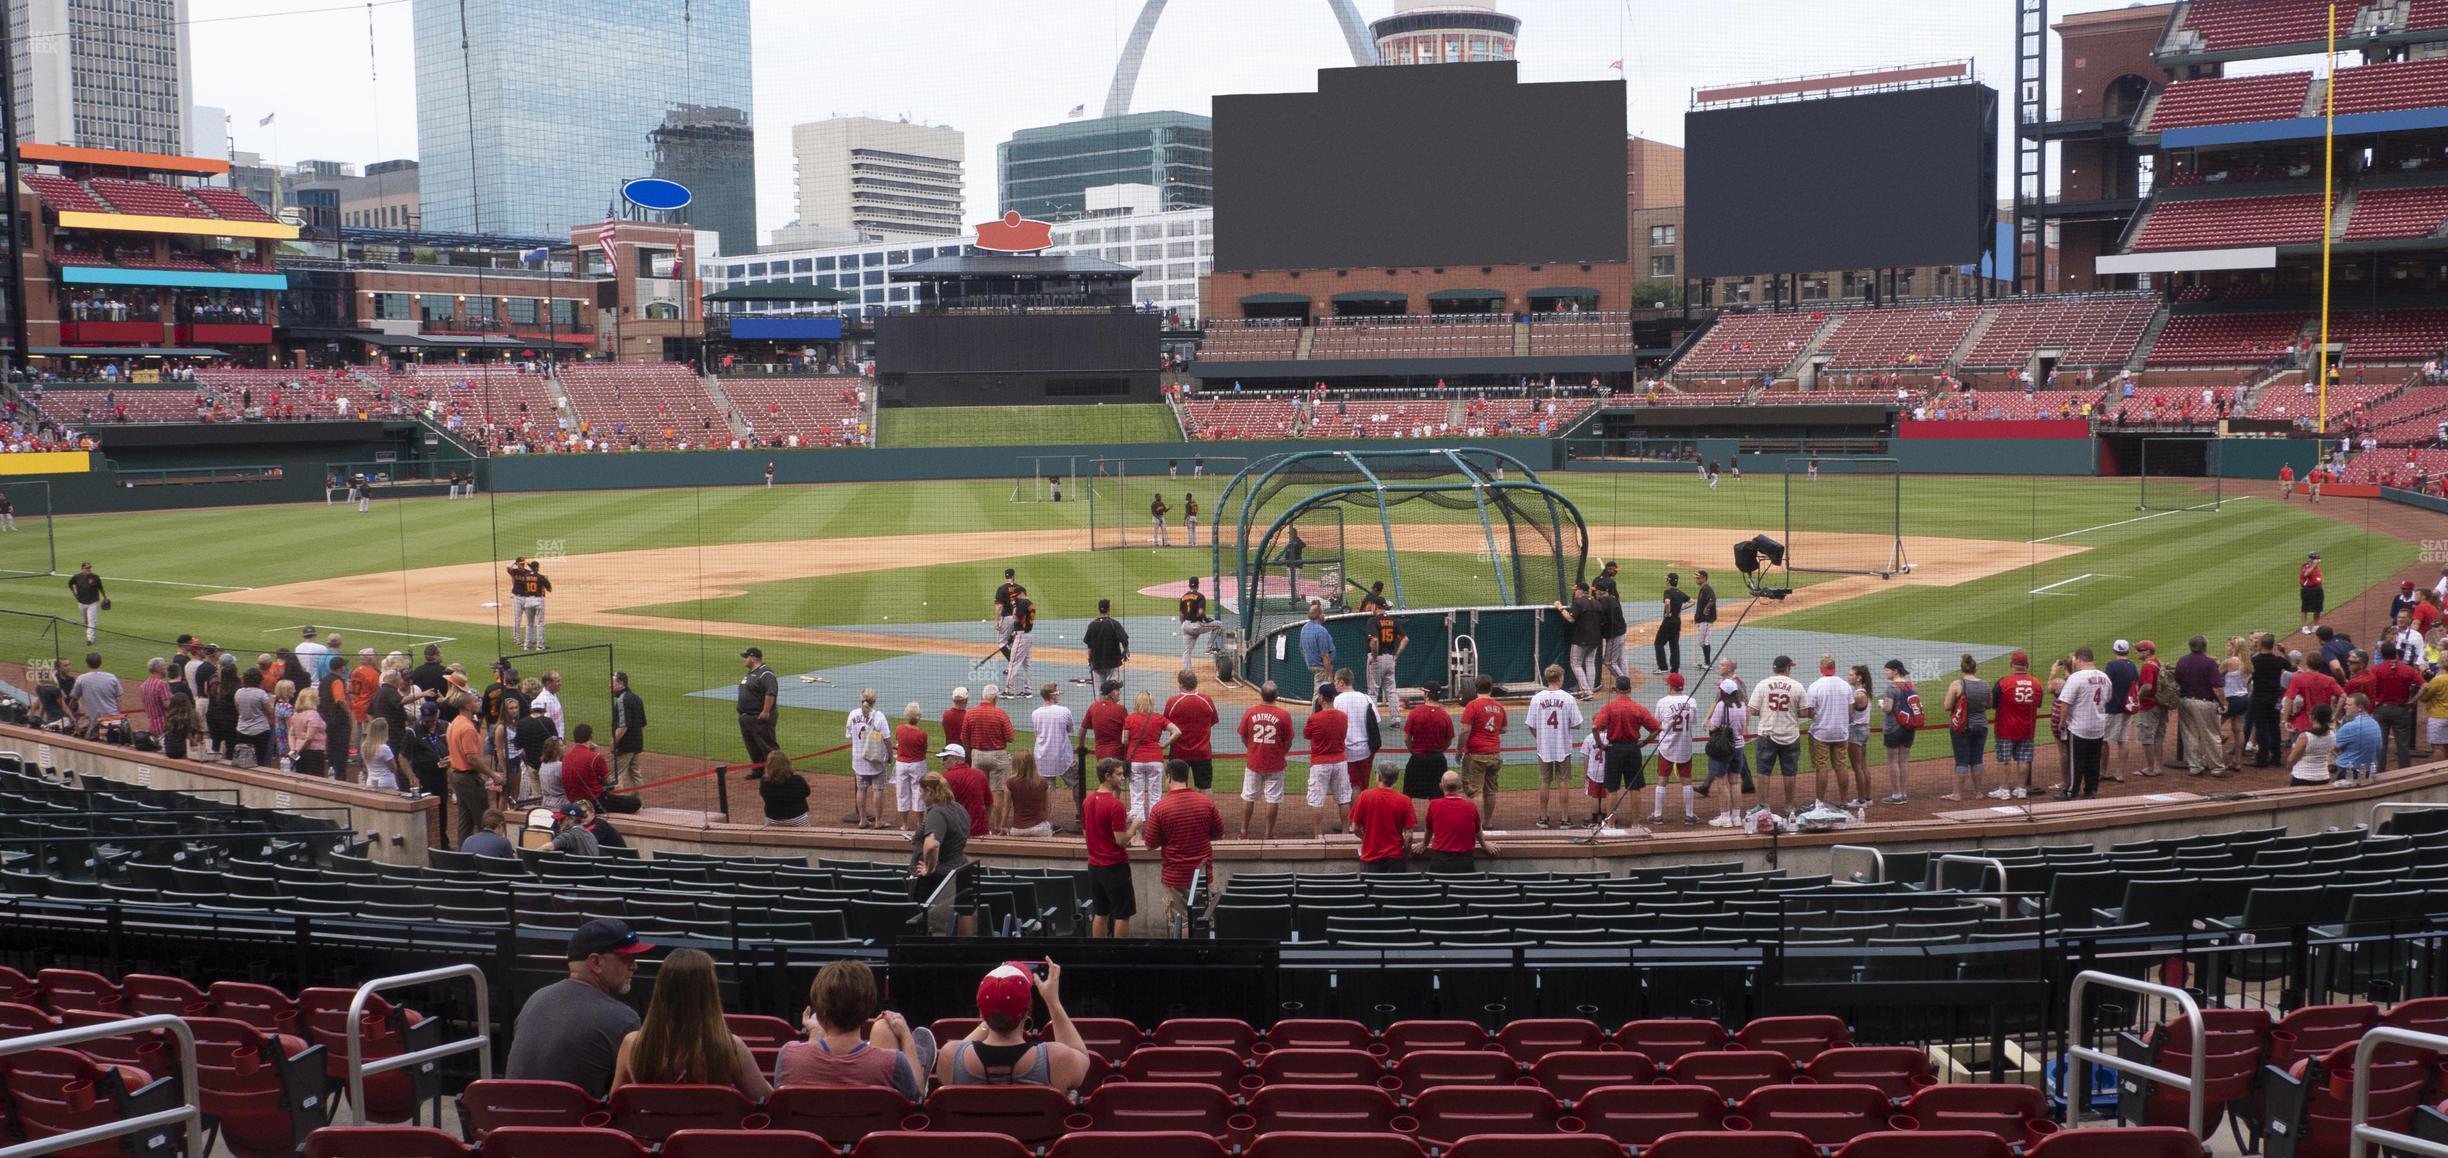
left=937, top=961, right=1093, bottom=1092
left=612, top=947, right=772, bottom=1100
left=2222, top=635, right=2253, bottom=767
left=2287, top=702, right=2337, bottom=787
left=774, top=959, right=929, bottom=1098
left=1943, top=653, right=1992, bottom=805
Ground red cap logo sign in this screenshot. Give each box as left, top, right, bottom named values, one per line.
left=976, top=210, right=1055, bottom=253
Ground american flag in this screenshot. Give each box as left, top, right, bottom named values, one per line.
left=258, top=112, right=276, bottom=126
left=1067, top=104, right=1085, bottom=118
left=596, top=220, right=619, bottom=274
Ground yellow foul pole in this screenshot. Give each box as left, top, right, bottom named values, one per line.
left=2318, top=0, right=2337, bottom=434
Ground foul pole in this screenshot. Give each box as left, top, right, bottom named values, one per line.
left=2317, top=0, right=2338, bottom=434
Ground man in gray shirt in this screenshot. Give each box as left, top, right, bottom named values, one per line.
left=233, top=669, right=274, bottom=767
left=504, top=919, right=651, bottom=1097
left=68, top=652, right=120, bottom=739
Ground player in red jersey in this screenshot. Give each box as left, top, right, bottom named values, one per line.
left=1236, top=682, right=1296, bottom=840
left=2278, top=463, right=2295, bottom=502
left=1991, top=651, right=2042, bottom=797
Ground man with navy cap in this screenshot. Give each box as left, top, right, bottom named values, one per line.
left=504, top=918, right=651, bottom=1096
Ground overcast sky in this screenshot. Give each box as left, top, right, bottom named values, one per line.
left=187, top=0, right=2294, bottom=246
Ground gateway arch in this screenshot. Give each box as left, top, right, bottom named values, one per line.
left=1103, top=0, right=1381, bottom=118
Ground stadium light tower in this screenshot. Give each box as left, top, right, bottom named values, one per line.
left=1104, top=0, right=1381, bottom=118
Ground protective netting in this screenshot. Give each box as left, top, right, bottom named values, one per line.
left=1782, top=456, right=1907, bottom=579
left=2137, top=438, right=2225, bottom=512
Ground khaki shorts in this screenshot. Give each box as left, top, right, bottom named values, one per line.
left=2103, top=715, right=2132, bottom=742
left=1538, top=759, right=1571, bottom=786
left=971, top=748, right=1012, bottom=789
left=1463, top=752, right=1504, bottom=797
left=1164, top=885, right=1193, bottom=927
left=2133, top=707, right=2165, bottom=744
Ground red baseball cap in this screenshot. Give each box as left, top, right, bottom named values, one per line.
left=976, top=963, right=1036, bottom=1020
left=2009, top=651, right=2030, bottom=667
left=1664, top=673, right=1685, bottom=690
left=2407, top=581, right=2419, bottom=591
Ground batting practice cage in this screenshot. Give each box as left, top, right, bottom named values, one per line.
left=2136, top=436, right=2225, bottom=512
left=1782, top=456, right=1909, bottom=579
left=1213, top=447, right=1590, bottom=693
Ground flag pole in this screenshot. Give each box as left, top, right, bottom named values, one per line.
left=2317, top=0, right=2337, bottom=436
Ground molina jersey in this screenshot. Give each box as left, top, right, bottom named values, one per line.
left=1526, top=689, right=1582, bottom=762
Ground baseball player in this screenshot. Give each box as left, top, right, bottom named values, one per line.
left=67, top=562, right=106, bottom=645
left=0, top=491, right=18, bottom=530
left=1365, top=604, right=1405, bottom=718
left=1178, top=578, right=1223, bottom=665
left=1693, top=570, right=1720, bottom=666
left=1183, top=493, right=1199, bottom=545
left=1003, top=586, right=1037, bottom=691
left=1150, top=492, right=1170, bottom=547
left=1084, top=599, right=1130, bottom=691
left=764, top=462, right=775, bottom=489
left=509, top=559, right=553, bottom=651
left=993, top=568, right=1020, bottom=649
left=353, top=473, right=370, bottom=513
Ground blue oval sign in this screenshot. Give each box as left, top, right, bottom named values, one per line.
left=622, top=178, right=693, bottom=212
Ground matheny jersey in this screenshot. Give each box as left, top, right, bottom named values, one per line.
left=1654, top=693, right=1698, bottom=763
left=1526, top=688, right=1583, bottom=762
left=1178, top=590, right=1207, bottom=622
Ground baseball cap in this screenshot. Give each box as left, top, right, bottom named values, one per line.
left=2113, top=640, right=2130, bottom=655
left=1719, top=678, right=1742, bottom=695
left=1665, top=672, right=1685, bottom=690
left=740, top=647, right=763, bottom=659
left=567, top=918, right=652, bottom=961
left=2309, top=552, right=2321, bottom=560
left=2010, top=650, right=2030, bottom=667
left=2407, top=581, right=2419, bottom=591
left=938, top=743, right=967, bottom=760
left=2137, top=640, right=2156, bottom=653
left=976, top=963, right=1036, bottom=1019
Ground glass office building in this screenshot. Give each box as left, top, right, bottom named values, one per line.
left=411, top=0, right=753, bottom=253
left=997, top=111, right=1212, bottom=222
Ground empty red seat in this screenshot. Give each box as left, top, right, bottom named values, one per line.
left=1073, top=1017, right=1146, bottom=1063
left=2132, top=1008, right=2269, bottom=1137
left=1266, top=1019, right=1376, bottom=1052
left=1154, top=1018, right=1260, bottom=1054
left=1737, top=1083, right=1895, bottom=1145
left=724, top=1013, right=797, bottom=1074
left=2385, top=996, right=2448, bottom=1036
left=299, top=988, right=429, bottom=1123
left=765, top=1084, right=915, bottom=1145
left=850, top=1132, right=1032, bottom=1158
left=1615, top=1019, right=1729, bottom=1063
left=663, top=1129, right=838, bottom=1158
left=0, top=1001, right=61, bottom=1038
left=1049, top=1132, right=1230, bottom=1158
left=481, top=1126, right=650, bottom=1158
left=36, top=968, right=125, bottom=1014
left=1736, top=1016, right=1851, bottom=1064
left=304, top=1126, right=475, bottom=1158
left=2268, top=1003, right=2378, bottom=1071
left=1409, top=1085, right=1570, bottom=1147
left=1392, top=1048, right=1522, bottom=1091
left=122, top=973, right=213, bottom=1017
left=1901, top=1083, right=2048, bottom=1143
left=2025, top=1125, right=2211, bottom=1158
left=1495, top=1019, right=1605, bottom=1064
left=1669, top=1050, right=1795, bottom=1101
left=1382, top=1020, right=1490, bottom=1057
left=1803, top=1047, right=1932, bottom=1100
left=1244, top=1132, right=1427, bottom=1158
left=924, top=1085, right=1076, bottom=1146
left=1257, top=1047, right=1382, bottom=1086
left=606, top=1084, right=758, bottom=1142
left=1573, top=1085, right=1727, bottom=1146
left=1082, top=1081, right=1235, bottom=1135
left=1528, top=1050, right=1655, bottom=1101
left=207, top=981, right=300, bottom=1034
left=189, top=1015, right=325, bottom=1158
left=0, top=1045, right=181, bottom=1158
left=53, top=1010, right=174, bottom=1082
left=0, top=965, right=36, bottom=1004
left=458, top=1078, right=600, bottom=1138
left=1122, top=1046, right=1248, bottom=1089
left=1643, top=1130, right=1819, bottom=1158
left=1832, top=1131, right=2013, bottom=1158
left=1246, top=1083, right=1402, bottom=1134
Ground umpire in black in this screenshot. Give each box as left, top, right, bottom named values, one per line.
left=738, top=647, right=779, bottom=779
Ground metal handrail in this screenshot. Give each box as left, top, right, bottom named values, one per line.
left=2065, top=970, right=2205, bottom=1137
left=2371, top=801, right=2448, bottom=832
left=344, top=964, right=491, bottom=1126
left=0, top=1013, right=201, bottom=1158
left=2348, top=1026, right=2448, bottom=1158
left=1936, top=853, right=2007, bottom=893
left=1829, top=844, right=1885, bottom=884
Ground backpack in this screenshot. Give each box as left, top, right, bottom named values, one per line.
left=2154, top=662, right=2181, bottom=708
left=1891, top=690, right=1925, bottom=730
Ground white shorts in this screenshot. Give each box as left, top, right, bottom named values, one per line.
left=2103, top=715, right=2132, bottom=742
left=1242, top=770, right=1285, bottom=804
left=2428, top=718, right=2448, bottom=745
left=1306, top=761, right=1352, bottom=807
left=891, top=760, right=927, bottom=812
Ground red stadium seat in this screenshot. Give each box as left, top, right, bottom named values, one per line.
left=724, top=1013, right=798, bottom=1074
left=1804, top=1047, right=1933, bottom=1099
left=2025, top=1126, right=2211, bottom=1158
left=1408, top=1085, right=1570, bottom=1147
left=457, top=1079, right=601, bottom=1138
left=1153, top=1018, right=1260, bottom=1054
left=1444, top=1137, right=1624, bottom=1158
left=662, top=1130, right=838, bottom=1158
left=122, top=973, right=213, bottom=1017
left=1901, top=1083, right=2048, bottom=1143
left=480, top=1127, right=650, bottom=1158
left=1245, top=1083, right=1403, bottom=1134
left=1643, top=1130, right=1820, bottom=1158
left=1669, top=1050, right=1795, bottom=1101
left=2128, top=1008, right=2269, bottom=1137
left=606, top=1084, right=759, bottom=1142
left=0, top=1001, right=61, bottom=1039
left=188, top=1015, right=326, bottom=1158
left=1244, top=1133, right=1427, bottom=1158
left=1528, top=1050, right=1655, bottom=1101
left=1572, top=1085, right=1727, bottom=1146
left=54, top=1010, right=174, bottom=1082
left=1049, top=1132, right=1230, bottom=1158
left=1081, top=1081, right=1235, bottom=1135
left=1256, top=1047, right=1383, bottom=1086
left=1265, top=1019, right=1376, bottom=1052
left=304, top=1127, right=476, bottom=1158
left=1382, top=1020, right=1490, bottom=1057
left=1615, top=1019, right=1728, bottom=1063
left=1832, top=1131, right=2014, bottom=1158
left=0, top=1045, right=182, bottom=1158
left=1736, top=1084, right=1896, bottom=1145
left=1122, top=1045, right=1248, bottom=1089
left=207, top=981, right=301, bottom=1034
left=1072, top=1017, right=1146, bottom=1063
left=1495, top=1019, right=1605, bottom=1064
left=923, top=1085, right=1076, bottom=1146
left=1736, top=1016, right=1851, bottom=1064
left=850, top=1132, right=1032, bottom=1158
left=36, top=968, right=125, bottom=1014
left=1391, top=1048, right=1523, bottom=1092
left=2384, top=997, right=2448, bottom=1036
left=2267, top=1003, right=2379, bottom=1071
left=929, top=1018, right=982, bottom=1044
left=299, top=988, right=429, bottom=1123
left=765, top=1084, right=916, bottom=1146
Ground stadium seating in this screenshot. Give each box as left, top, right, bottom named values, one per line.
left=2248, top=379, right=2399, bottom=422
left=1525, top=313, right=1635, bottom=357
left=719, top=377, right=871, bottom=447
left=2329, top=57, right=2448, bottom=118
left=1309, top=318, right=1512, bottom=360
left=2145, top=71, right=2311, bottom=131
left=2144, top=312, right=2308, bottom=365
left=1959, top=296, right=2157, bottom=368
left=24, top=173, right=112, bottom=214
left=2333, top=309, right=2448, bottom=363
left=557, top=364, right=730, bottom=444
left=1198, top=320, right=1303, bottom=362
left=1462, top=398, right=1593, bottom=436
left=1672, top=313, right=1829, bottom=377
left=189, top=186, right=281, bottom=223
left=2169, top=0, right=2337, bottom=53
left=34, top=387, right=209, bottom=424
left=1922, top=389, right=2105, bottom=422
left=2132, top=195, right=2326, bottom=251
left=2344, top=186, right=2448, bottom=241
left=86, top=178, right=214, bottom=219
left=2098, top=385, right=2226, bottom=426
left=1814, top=308, right=1979, bottom=370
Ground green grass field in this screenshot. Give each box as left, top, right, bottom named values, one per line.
left=876, top=404, right=1181, bottom=448
left=0, top=469, right=2413, bottom=782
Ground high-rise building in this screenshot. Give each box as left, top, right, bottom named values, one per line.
left=187, top=104, right=228, bottom=166
left=412, top=0, right=754, bottom=253
left=6, top=0, right=192, bottom=155
left=1370, top=2, right=1519, bottom=65
left=790, top=116, right=964, bottom=241
left=998, top=110, right=1211, bottom=222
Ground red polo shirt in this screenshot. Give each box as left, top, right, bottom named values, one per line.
left=1405, top=704, right=1455, bottom=754
left=1351, top=786, right=1415, bottom=864
left=1425, top=795, right=1480, bottom=854
left=1082, top=791, right=1129, bottom=868
left=1143, top=790, right=1220, bottom=888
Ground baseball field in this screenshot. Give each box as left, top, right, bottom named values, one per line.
left=0, top=463, right=2418, bottom=817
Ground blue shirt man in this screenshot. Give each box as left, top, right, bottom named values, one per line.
left=2335, top=707, right=2382, bottom=778
left=1298, top=608, right=1335, bottom=696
